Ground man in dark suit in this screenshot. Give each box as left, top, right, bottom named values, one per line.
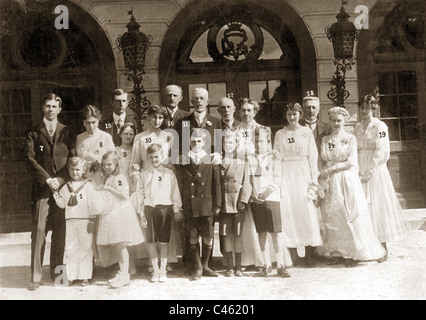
left=101, top=89, right=138, bottom=146
left=161, top=85, right=190, bottom=131
left=300, top=93, right=329, bottom=150
left=26, top=93, right=75, bottom=291
left=217, top=97, right=240, bottom=131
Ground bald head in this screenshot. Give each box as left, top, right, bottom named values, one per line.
left=218, top=97, right=236, bottom=122
left=163, top=85, right=183, bottom=110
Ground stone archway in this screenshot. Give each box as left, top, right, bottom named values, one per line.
left=158, top=0, right=317, bottom=131
left=0, top=0, right=117, bottom=232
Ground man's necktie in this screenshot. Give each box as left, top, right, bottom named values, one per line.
left=48, top=123, right=54, bottom=137
left=117, top=119, right=124, bottom=129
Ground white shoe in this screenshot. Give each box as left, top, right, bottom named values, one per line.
left=159, top=272, right=167, bottom=283
left=110, top=273, right=130, bottom=288
left=151, top=272, right=160, bottom=283
left=109, top=272, right=121, bottom=283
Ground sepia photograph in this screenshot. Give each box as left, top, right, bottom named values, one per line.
left=0, top=0, right=425, bottom=303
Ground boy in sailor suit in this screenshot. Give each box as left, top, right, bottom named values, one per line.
left=53, top=157, right=98, bottom=286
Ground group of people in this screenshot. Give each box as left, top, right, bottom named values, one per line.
left=26, top=85, right=410, bottom=291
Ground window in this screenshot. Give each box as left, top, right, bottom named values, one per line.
left=249, top=80, right=288, bottom=126
left=0, top=88, right=32, bottom=163
left=378, top=71, right=419, bottom=141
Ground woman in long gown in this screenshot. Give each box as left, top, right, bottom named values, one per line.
left=354, top=95, right=410, bottom=261
left=274, top=103, right=323, bottom=266
left=75, top=105, right=116, bottom=270
left=318, top=107, right=386, bottom=266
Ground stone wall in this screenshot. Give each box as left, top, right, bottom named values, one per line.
left=71, top=0, right=380, bottom=122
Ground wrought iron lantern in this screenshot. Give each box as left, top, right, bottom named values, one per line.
left=117, top=8, right=153, bottom=132
left=325, top=0, right=360, bottom=108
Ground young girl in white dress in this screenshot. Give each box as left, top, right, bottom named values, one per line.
left=95, top=151, right=144, bottom=288
left=76, top=105, right=115, bottom=186
left=319, top=107, right=386, bottom=266
left=115, top=123, right=145, bottom=275
left=354, top=95, right=410, bottom=261
left=116, top=123, right=137, bottom=193
left=273, top=103, right=323, bottom=266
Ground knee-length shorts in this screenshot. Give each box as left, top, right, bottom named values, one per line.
left=219, top=212, right=245, bottom=236
left=145, top=205, right=173, bottom=243
left=251, top=201, right=282, bottom=233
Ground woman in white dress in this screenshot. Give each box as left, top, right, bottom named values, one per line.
left=354, top=95, right=410, bottom=261
left=319, top=107, right=386, bottom=266
left=274, top=103, right=322, bottom=266
left=75, top=105, right=115, bottom=186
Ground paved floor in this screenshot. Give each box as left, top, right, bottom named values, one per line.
left=0, top=216, right=425, bottom=300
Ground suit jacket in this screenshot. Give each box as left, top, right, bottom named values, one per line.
left=178, top=154, right=222, bottom=218
left=219, top=158, right=252, bottom=214
left=299, top=118, right=329, bottom=150
left=101, top=114, right=138, bottom=146
left=176, top=112, right=222, bottom=154
left=221, top=119, right=240, bottom=131
left=162, top=108, right=191, bottom=131
left=26, top=121, right=75, bottom=200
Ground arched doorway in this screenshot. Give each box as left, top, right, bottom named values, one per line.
left=159, top=0, right=316, bottom=135
left=0, top=0, right=117, bottom=232
left=357, top=0, right=426, bottom=208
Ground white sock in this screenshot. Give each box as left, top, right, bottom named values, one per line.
left=160, top=258, right=168, bottom=273
left=151, top=259, right=160, bottom=273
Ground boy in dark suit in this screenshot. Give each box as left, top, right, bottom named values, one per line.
left=177, top=129, right=222, bottom=280
left=101, top=89, right=138, bottom=146
left=26, top=93, right=75, bottom=290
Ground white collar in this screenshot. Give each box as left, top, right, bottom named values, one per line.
left=113, top=112, right=126, bottom=123
left=188, top=149, right=207, bottom=163
left=43, top=118, right=58, bottom=129
left=149, top=165, right=165, bottom=174
left=304, top=118, right=317, bottom=125
left=168, top=106, right=178, bottom=117
left=194, top=110, right=207, bottom=122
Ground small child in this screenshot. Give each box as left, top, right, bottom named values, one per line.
left=116, top=123, right=137, bottom=193
left=115, top=122, right=143, bottom=276
left=177, top=129, right=222, bottom=280
left=249, top=128, right=290, bottom=277
left=53, top=157, right=97, bottom=286
left=95, top=151, right=145, bottom=288
left=219, top=130, right=252, bottom=277
left=136, top=143, right=183, bottom=282
left=131, top=106, right=179, bottom=274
